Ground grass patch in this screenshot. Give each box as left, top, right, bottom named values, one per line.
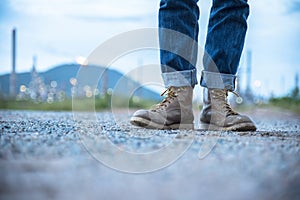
left=268, top=97, right=300, bottom=113
left=0, top=95, right=158, bottom=111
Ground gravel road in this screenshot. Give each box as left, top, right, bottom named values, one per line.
left=0, top=108, right=299, bottom=200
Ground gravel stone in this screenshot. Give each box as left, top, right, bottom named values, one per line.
left=0, top=109, right=299, bottom=200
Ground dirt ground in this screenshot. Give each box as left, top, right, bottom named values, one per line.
left=0, top=108, right=299, bottom=200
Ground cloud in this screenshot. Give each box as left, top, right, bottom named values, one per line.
left=0, top=0, right=9, bottom=20
left=0, top=0, right=20, bottom=22
left=0, top=0, right=159, bottom=74
left=9, top=0, right=157, bottom=19
left=69, top=13, right=154, bottom=23
left=286, top=0, right=300, bottom=13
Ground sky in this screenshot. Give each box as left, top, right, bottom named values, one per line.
left=0, top=0, right=300, bottom=97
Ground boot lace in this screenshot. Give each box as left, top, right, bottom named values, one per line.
left=212, top=89, right=240, bottom=116
left=151, top=87, right=178, bottom=111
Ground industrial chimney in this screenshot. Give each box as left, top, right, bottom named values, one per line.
left=9, top=28, right=17, bottom=98
left=244, top=50, right=254, bottom=103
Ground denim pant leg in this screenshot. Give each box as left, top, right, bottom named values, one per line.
left=159, top=0, right=199, bottom=87
left=200, top=0, right=250, bottom=91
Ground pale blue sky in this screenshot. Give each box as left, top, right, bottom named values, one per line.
left=0, top=0, right=299, bottom=97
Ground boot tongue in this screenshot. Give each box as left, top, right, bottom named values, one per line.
left=151, top=87, right=178, bottom=111
left=211, top=89, right=238, bottom=116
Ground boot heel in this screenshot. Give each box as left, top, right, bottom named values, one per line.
left=169, top=123, right=194, bottom=130
left=198, top=122, right=222, bottom=131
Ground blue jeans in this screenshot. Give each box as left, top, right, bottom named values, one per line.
left=159, top=0, right=249, bottom=91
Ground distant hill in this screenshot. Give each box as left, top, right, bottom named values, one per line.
left=0, top=63, right=161, bottom=101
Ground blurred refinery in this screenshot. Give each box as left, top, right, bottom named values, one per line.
left=1, top=28, right=299, bottom=106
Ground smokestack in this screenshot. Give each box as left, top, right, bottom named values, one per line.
left=246, top=50, right=252, bottom=92
left=10, top=28, right=17, bottom=98
left=32, top=55, right=37, bottom=73
left=243, top=50, right=254, bottom=104
left=12, top=28, right=16, bottom=73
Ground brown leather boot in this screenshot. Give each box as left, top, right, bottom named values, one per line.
left=200, top=88, right=257, bottom=131
left=130, top=86, right=194, bottom=129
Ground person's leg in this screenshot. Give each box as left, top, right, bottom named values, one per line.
left=200, top=0, right=256, bottom=131
left=200, top=0, right=249, bottom=90
left=201, top=0, right=249, bottom=90
left=159, top=0, right=199, bottom=88
left=130, top=0, right=199, bottom=129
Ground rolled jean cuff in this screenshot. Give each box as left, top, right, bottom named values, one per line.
left=200, top=70, right=236, bottom=91
left=162, top=69, right=198, bottom=87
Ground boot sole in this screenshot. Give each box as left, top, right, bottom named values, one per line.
left=130, top=116, right=194, bottom=130
left=199, top=122, right=257, bottom=132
